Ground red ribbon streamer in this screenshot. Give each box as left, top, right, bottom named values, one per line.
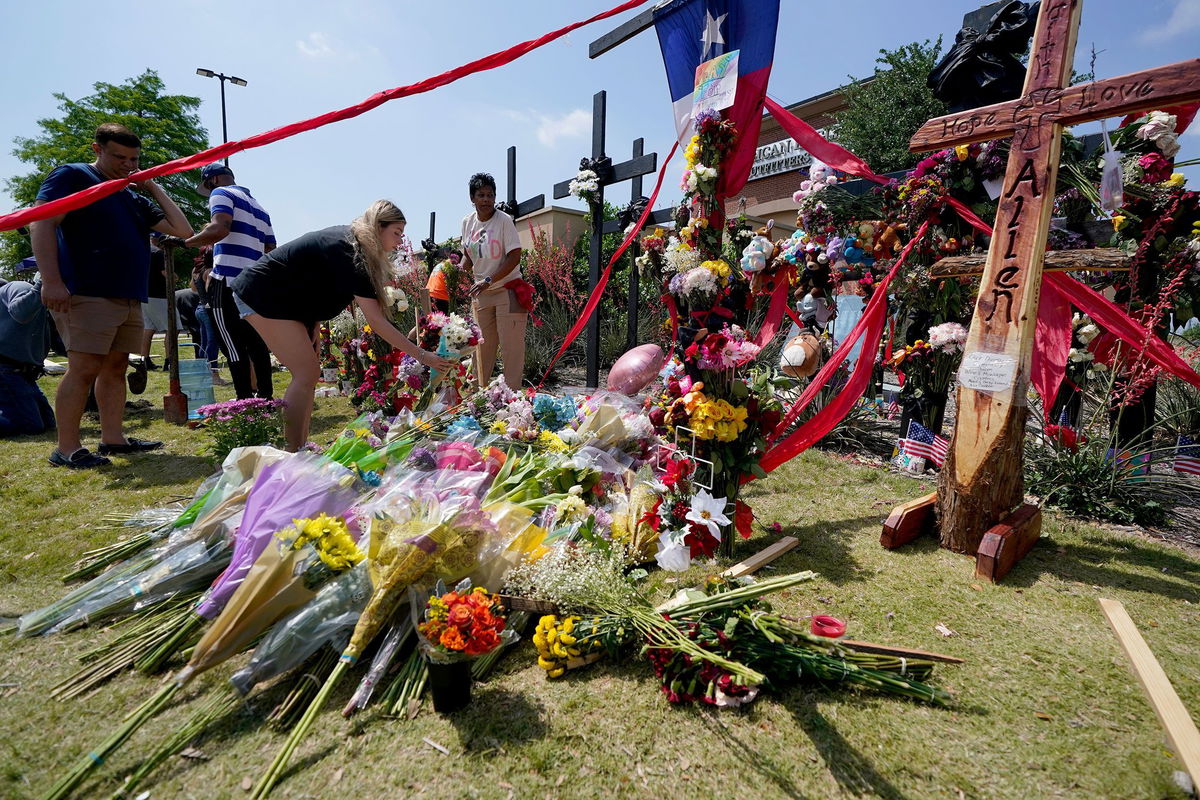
left=538, top=140, right=679, bottom=387
left=763, top=96, right=888, bottom=184
left=751, top=264, right=796, bottom=348
left=943, top=194, right=1200, bottom=400
left=1044, top=272, right=1200, bottom=392
left=757, top=222, right=929, bottom=476
left=0, top=0, right=652, bottom=232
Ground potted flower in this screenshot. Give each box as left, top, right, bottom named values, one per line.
left=416, top=579, right=512, bottom=713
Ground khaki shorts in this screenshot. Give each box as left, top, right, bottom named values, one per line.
left=51, top=296, right=143, bottom=355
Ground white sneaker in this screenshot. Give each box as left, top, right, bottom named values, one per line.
left=43, top=359, right=67, bottom=375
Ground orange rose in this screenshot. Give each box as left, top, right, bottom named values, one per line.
left=439, top=626, right=467, bottom=651
left=441, top=591, right=461, bottom=606
left=448, top=604, right=473, bottom=626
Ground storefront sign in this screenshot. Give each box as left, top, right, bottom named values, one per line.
left=748, top=137, right=813, bottom=181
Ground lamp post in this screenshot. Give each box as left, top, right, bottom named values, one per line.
left=195, top=68, right=247, bottom=164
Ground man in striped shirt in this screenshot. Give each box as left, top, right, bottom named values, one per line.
left=178, top=164, right=275, bottom=399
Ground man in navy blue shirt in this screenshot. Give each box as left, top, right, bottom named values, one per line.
left=31, top=122, right=193, bottom=468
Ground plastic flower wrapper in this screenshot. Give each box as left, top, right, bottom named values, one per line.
left=47, top=539, right=233, bottom=635
left=195, top=454, right=361, bottom=621
left=175, top=512, right=366, bottom=686
left=254, top=471, right=506, bottom=798
left=229, top=559, right=372, bottom=696
left=21, top=447, right=285, bottom=637
left=411, top=578, right=514, bottom=664
left=42, top=513, right=366, bottom=800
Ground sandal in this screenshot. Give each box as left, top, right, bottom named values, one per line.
left=98, top=437, right=164, bottom=455
left=49, top=448, right=112, bottom=469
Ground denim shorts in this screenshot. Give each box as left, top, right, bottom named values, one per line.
left=231, top=291, right=257, bottom=319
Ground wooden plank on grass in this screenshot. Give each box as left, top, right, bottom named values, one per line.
left=721, top=537, right=799, bottom=579
left=1099, top=597, right=1200, bottom=792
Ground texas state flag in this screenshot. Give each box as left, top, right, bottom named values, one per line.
left=654, top=0, right=779, bottom=197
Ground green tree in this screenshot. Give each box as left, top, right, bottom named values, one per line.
left=2, top=70, right=209, bottom=275
left=828, top=39, right=948, bottom=174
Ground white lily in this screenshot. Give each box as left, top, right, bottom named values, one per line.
left=686, top=490, right=730, bottom=538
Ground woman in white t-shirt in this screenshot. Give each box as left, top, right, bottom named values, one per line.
left=460, top=172, right=526, bottom=390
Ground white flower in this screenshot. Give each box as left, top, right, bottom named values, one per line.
left=384, top=286, right=409, bottom=314
left=654, top=531, right=692, bottom=572
left=557, top=427, right=579, bottom=445
left=1155, top=132, right=1181, bottom=159
left=685, top=490, right=730, bottom=538
left=569, top=169, right=600, bottom=200
left=928, top=322, right=968, bottom=352
left=1135, top=111, right=1176, bottom=142
left=1077, top=323, right=1099, bottom=344
left=682, top=266, right=717, bottom=297
left=1068, top=347, right=1094, bottom=363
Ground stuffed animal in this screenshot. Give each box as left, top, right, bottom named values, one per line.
left=872, top=222, right=906, bottom=260
left=739, top=220, right=777, bottom=274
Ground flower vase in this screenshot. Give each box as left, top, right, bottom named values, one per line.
left=426, top=658, right=472, bottom=713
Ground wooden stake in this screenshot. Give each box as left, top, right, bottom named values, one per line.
left=1099, top=598, right=1200, bottom=792
left=721, top=536, right=800, bottom=579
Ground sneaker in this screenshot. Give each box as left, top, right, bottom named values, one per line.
left=49, top=448, right=111, bottom=469
left=98, top=437, right=164, bottom=455
left=211, top=372, right=230, bottom=387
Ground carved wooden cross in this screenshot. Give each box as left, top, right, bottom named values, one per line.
left=906, top=0, right=1200, bottom=559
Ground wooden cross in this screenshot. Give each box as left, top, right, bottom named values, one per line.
left=552, top=90, right=659, bottom=387
left=897, top=0, right=1200, bottom=566
left=596, top=137, right=677, bottom=352
left=500, top=145, right=545, bottom=220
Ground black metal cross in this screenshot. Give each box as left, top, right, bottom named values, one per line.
left=552, top=90, right=661, bottom=387
left=498, top=146, right=546, bottom=220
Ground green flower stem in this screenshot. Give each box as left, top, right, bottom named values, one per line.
left=42, top=682, right=180, bottom=800
left=109, top=685, right=240, bottom=800
left=252, top=660, right=350, bottom=799
left=135, top=610, right=207, bottom=674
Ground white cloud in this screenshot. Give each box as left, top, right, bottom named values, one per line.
left=490, top=107, right=592, bottom=148
left=1137, top=0, right=1200, bottom=43
left=297, top=32, right=337, bottom=59
left=533, top=109, right=592, bottom=148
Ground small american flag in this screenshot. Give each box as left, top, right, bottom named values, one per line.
left=885, top=400, right=901, bottom=420
left=1174, top=435, right=1200, bottom=476
left=899, top=420, right=949, bottom=467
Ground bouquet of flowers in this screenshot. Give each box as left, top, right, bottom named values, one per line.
left=197, top=398, right=285, bottom=462
left=416, top=580, right=512, bottom=662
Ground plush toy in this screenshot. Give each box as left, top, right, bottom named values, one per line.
left=780, top=331, right=824, bottom=378
left=843, top=235, right=866, bottom=265
left=872, top=222, right=906, bottom=260
left=826, top=235, right=845, bottom=264
left=739, top=220, right=777, bottom=274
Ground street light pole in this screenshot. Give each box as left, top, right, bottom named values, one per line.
left=195, top=68, right=248, bottom=165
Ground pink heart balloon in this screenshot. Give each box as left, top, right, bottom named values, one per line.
left=607, top=344, right=666, bottom=395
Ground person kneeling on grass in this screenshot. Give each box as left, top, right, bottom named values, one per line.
left=227, top=200, right=454, bottom=451
left=0, top=274, right=55, bottom=437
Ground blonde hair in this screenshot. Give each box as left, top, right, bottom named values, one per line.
left=350, top=199, right=406, bottom=306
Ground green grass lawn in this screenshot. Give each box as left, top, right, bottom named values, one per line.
left=1, top=369, right=1198, bottom=799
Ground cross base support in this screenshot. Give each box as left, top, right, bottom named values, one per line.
left=881, top=494, right=1041, bottom=583
left=880, top=492, right=937, bottom=549
left=974, top=503, right=1042, bottom=583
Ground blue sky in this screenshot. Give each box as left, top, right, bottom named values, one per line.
left=2, top=0, right=1198, bottom=246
